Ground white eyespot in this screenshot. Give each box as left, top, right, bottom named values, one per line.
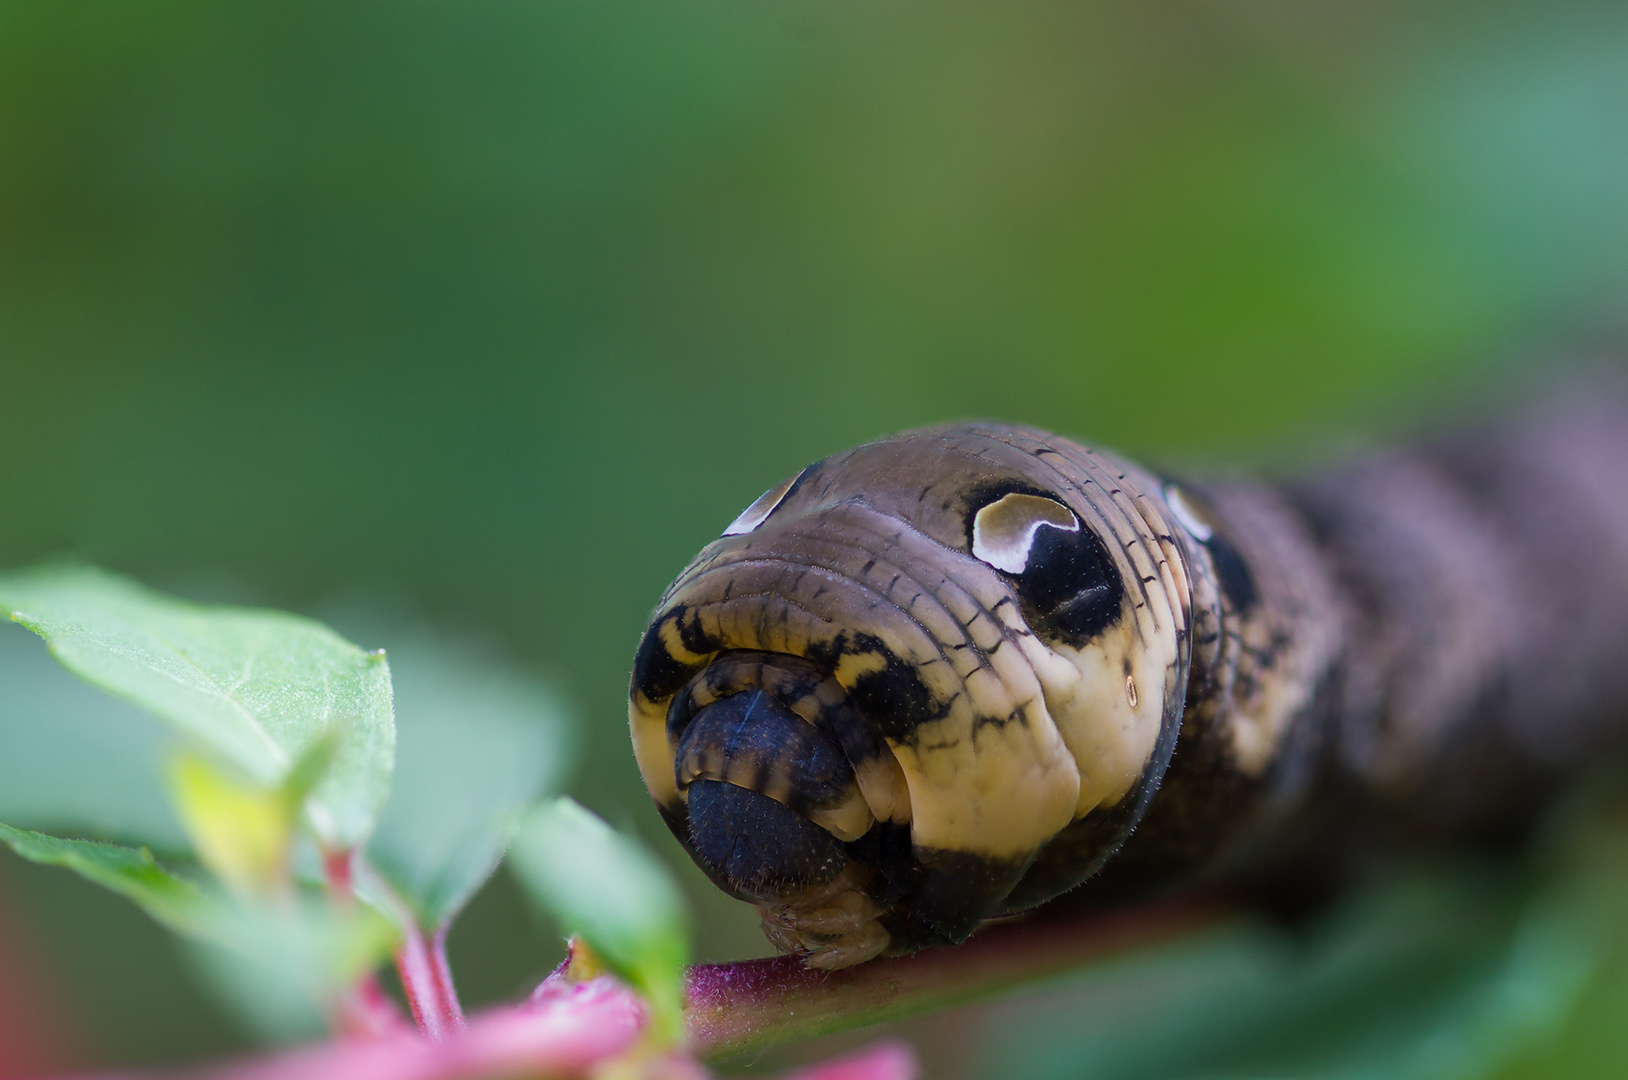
left=1162, top=483, right=1213, bottom=543
left=971, top=492, right=1079, bottom=574
left=723, top=471, right=801, bottom=536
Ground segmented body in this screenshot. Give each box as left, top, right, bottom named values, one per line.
left=629, top=386, right=1628, bottom=968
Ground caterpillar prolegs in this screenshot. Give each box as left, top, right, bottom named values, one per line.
left=629, top=384, right=1628, bottom=969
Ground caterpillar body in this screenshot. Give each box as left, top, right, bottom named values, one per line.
left=628, top=386, right=1628, bottom=969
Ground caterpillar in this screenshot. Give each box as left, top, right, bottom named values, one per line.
left=628, top=383, right=1628, bottom=970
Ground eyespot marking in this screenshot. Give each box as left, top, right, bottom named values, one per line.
left=971, top=492, right=1080, bottom=574
left=1162, top=483, right=1213, bottom=542
left=724, top=470, right=803, bottom=536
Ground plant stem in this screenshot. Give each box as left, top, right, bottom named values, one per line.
left=333, top=974, right=407, bottom=1039
left=100, top=978, right=645, bottom=1080
left=397, top=923, right=466, bottom=1040
left=322, top=849, right=353, bottom=896
left=320, top=847, right=408, bottom=1037
left=685, top=899, right=1221, bottom=1059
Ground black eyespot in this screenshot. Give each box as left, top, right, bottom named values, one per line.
left=1205, top=531, right=1258, bottom=613
left=1163, top=480, right=1257, bottom=614
left=964, top=483, right=1124, bottom=648
left=1012, top=518, right=1124, bottom=646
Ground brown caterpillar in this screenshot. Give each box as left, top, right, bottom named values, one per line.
left=628, top=384, right=1628, bottom=969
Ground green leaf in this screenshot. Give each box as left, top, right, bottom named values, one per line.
left=357, top=628, right=575, bottom=929
left=0, top=565, right=394, bottom=850
left=0, top=625, right=183, bottom=849
left=0, top=822, right=223, bottom=941
left=1, top=820, right=398, bottom=1041
left=510, top=797, right=689, bottom=1040
left=168, top=750, right=301, bottom=896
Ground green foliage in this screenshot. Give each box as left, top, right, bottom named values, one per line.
left=510, top=797, right=690, bottom=1041
left=0, top=625, right=183, bottom=848
left=0, top=823, right=221, bottom=941
left=0, top=820, right=397, bottom=1038
left=0, top=566, right=581, bottom=1045
left=0, top=567, right=402, bottom=1031
left=360, top=629, right=574, bottom=931
left=0, top=565, right=394, bottom=851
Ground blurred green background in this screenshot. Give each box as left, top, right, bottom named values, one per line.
left=4, top=0, right=1628, bottom=1075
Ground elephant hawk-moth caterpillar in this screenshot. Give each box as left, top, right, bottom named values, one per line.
left=629, top=384, right=1628, bottom=969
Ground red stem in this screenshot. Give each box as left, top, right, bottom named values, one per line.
left=396, top=924, right=466, bottom=1040
left=333, top=974, right=408, bottom=1040
left=66, top=978, right=646, bottom=1080
left=321, top=847, right=409, bottom=1037
left=322, top=849, right=354, bottom=896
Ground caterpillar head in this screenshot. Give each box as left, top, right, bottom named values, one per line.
left=629, top=424, right=1194, bottom=968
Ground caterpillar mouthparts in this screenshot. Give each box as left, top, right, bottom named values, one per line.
left=664, top=659, right=909, bottom=968
left=676, top=684, right=855, bottom=898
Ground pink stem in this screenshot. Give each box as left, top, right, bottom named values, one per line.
left=396, top=924, right=466, bottom=1040
left=58, top=977, right=645, bottom=1080
left=323, top=849, right=354, bottom=896
left=779, top=1039, right=919, bottom=1080
left=333, top=974, right=409, bottom=1040
left=320, top=847, right=409, bottom=1037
